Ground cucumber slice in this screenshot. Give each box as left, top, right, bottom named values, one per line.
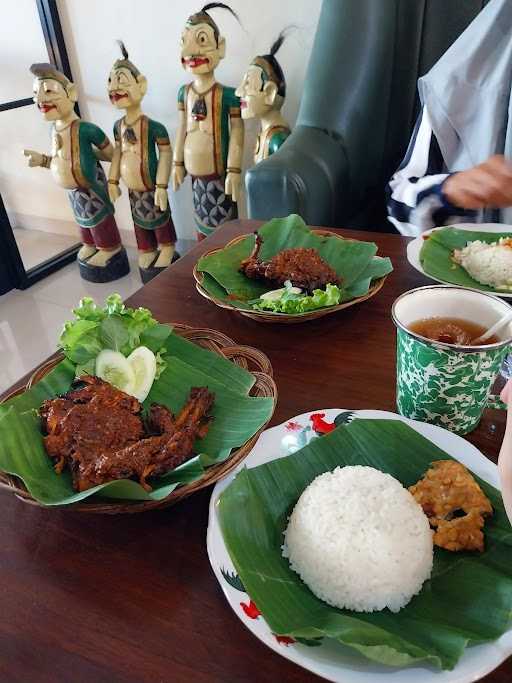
left=260, top=286, right=302, bottom=301
left=260, top=288, right=285, bottom=302
left=127, top=346, right=157, bottom=402
left=95, top=350, right=135, bottom=395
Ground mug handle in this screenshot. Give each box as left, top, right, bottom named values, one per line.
left=487, top=394, right=507, bottom=410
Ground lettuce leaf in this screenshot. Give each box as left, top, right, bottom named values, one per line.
left=58, top=294, right=172, bottom=375
left=254, top=283, right=342, bottom=314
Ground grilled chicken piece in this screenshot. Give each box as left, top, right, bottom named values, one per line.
left=146, top=404, right=175, bottom=435
left=64, top=375, right=141, bottom=412
left=41, top=376, right=144, bottom=490
left=40, top=397, right=74, bottom=434
left=240, top=233, right=341, bottom=292
left=92, top=387, right=215, bottom=490
left=40, top=380, right=215, bottom=492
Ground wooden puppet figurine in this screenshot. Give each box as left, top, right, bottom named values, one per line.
left=108, top=42, right=178, bottom=283
left=172, top=3, right=244, bottom=240
left=23, top=63, right=129, bottom=282
left=236, top=32, right=291, bottom=164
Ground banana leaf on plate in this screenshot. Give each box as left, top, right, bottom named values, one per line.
left=218, top=419, right=512, bottom=670
left=196, top=215, right=393, bottom=309
left=0, top=331, right=274, bottom=505
left=420, top=227, right=512, bottom=291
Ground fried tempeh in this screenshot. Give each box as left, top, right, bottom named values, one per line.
left=409, top=460, right=493, bottom=552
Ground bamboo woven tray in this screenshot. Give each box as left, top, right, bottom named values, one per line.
left=0, top=324, right=277, bottom=514
left=193, top=230, right=388, bottom=324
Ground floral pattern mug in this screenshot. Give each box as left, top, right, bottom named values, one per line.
left=392, top=286, right=512, bottom=434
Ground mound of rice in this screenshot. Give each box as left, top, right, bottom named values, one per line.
left=453, top=238, right=512, bottom=291
left=282, top=465, right=433, bottom=613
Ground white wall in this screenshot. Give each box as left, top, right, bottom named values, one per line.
left=54, top=0, right=323, bottom=244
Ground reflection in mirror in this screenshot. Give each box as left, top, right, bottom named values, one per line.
left=0, top=106, right=79, bottom=272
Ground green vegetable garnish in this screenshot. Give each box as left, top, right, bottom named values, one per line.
left=253, top=282, right=342, bottom=314
left=58, top=293, right=172, bottom=378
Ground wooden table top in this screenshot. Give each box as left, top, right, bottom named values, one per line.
left=0, top=219, right=508, bottom=683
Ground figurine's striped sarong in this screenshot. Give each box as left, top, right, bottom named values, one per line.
left=68, top=163, right=121, bottom=249
left=191, top=173, right=237, bottom=238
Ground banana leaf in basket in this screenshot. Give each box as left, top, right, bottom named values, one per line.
left=197, top=214, right=393, bottom=308
left=0, top=331, right=274, bottom=505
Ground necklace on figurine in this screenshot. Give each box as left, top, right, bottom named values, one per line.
left=123, top=114, right=143, bottom=144
left=53, top=119, right=75, bottom=150
left=190, top=83, right=215, bottom=121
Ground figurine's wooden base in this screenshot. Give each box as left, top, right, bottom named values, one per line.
left=139, top=251, right=180, bottom=284
left=78, top=248, right=130, bottom=283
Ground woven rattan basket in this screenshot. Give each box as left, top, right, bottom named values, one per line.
left=193, top=230, right=388, bottom=324
left=0, top=324, right=277, bottom=514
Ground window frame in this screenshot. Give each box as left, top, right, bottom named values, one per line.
left=0, top=0, right=81, bottom=293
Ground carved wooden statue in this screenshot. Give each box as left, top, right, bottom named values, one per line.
left=236, top=32, right=291, bottom=164
left=172, top=3, right=244, bottom=240
left=108, top=42, right=178, bottom=283
left=23, top=63, right=129, bottom=282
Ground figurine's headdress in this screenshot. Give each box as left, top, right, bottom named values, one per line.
left=186, top=3, right=240, bottom=45
left=30, top=63, right=72, bottom=92
left=113, top=41, right=141, bottom=78
left=252, top=31, right=288, bottom=98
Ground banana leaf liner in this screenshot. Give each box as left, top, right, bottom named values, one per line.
left=195, top=215, right=393, bottom=319
left=0, top=326, right=276, bottom=511
left=218, top=418, right=512, bottom=671
left=420, top=227, right=512, bottom=291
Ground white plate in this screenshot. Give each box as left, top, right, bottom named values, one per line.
left=207, top=409, right=512, bottom=683
left=407, top=223, right=512, bottom=298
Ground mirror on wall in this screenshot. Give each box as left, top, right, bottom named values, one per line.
left=0, top=0, right=80, bottom=294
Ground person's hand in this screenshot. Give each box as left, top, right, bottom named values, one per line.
left=225, top=171, right=241, bottom=202
left=501, top=378, right=512, bottom=406
left=108, top=182, right=121, bottom=204
left=443, top=155, right=512, bottom=209
left=154, top=187, right=168, bottom=212
left=23, top=149, right=44, bottom=167
left=498, top=378, right=512, bottom=525
left=171, top=165, right=185, bottom=191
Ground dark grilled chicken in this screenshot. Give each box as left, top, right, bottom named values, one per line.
left=40, top=376, right=214, bottom=492
left=240, top=233, right=341, bottom=292
left=93, top=387, right=215, bottom=490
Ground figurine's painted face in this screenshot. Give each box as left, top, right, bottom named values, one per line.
left=32, top=77, right=75, bottom=121
left=108, top=66, right=146, bottom=109
left=235, top=65, right=277, bottom=120
left=180, top=21, right=225, bottom=74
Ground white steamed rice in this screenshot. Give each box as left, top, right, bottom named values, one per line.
left=282, top=465, right=433, bottom=613
left=453, top=238, right=512, bottom=291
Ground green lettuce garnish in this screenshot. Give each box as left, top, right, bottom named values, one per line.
left=253, top=282, right=342, bottom=314
left=59, top=294, right=171, bottom=378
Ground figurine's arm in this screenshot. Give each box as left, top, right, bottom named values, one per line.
left=172, top=88, right=187, bottom=192
left=86, top=123, right=115, bottom=163
left=225, top=114, right=244, bottom=202
left=155, top=126, right=172, bottom=211
left=172, top=110, right=187, bottom=192
left=108, top=126, right=122, bottom=204
left=94, top=139, right=114, bottom=162
left=23, top=149, right=52, bottom=169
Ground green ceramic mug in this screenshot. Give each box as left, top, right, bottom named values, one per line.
left=392, top=286, right=512, bottom=435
